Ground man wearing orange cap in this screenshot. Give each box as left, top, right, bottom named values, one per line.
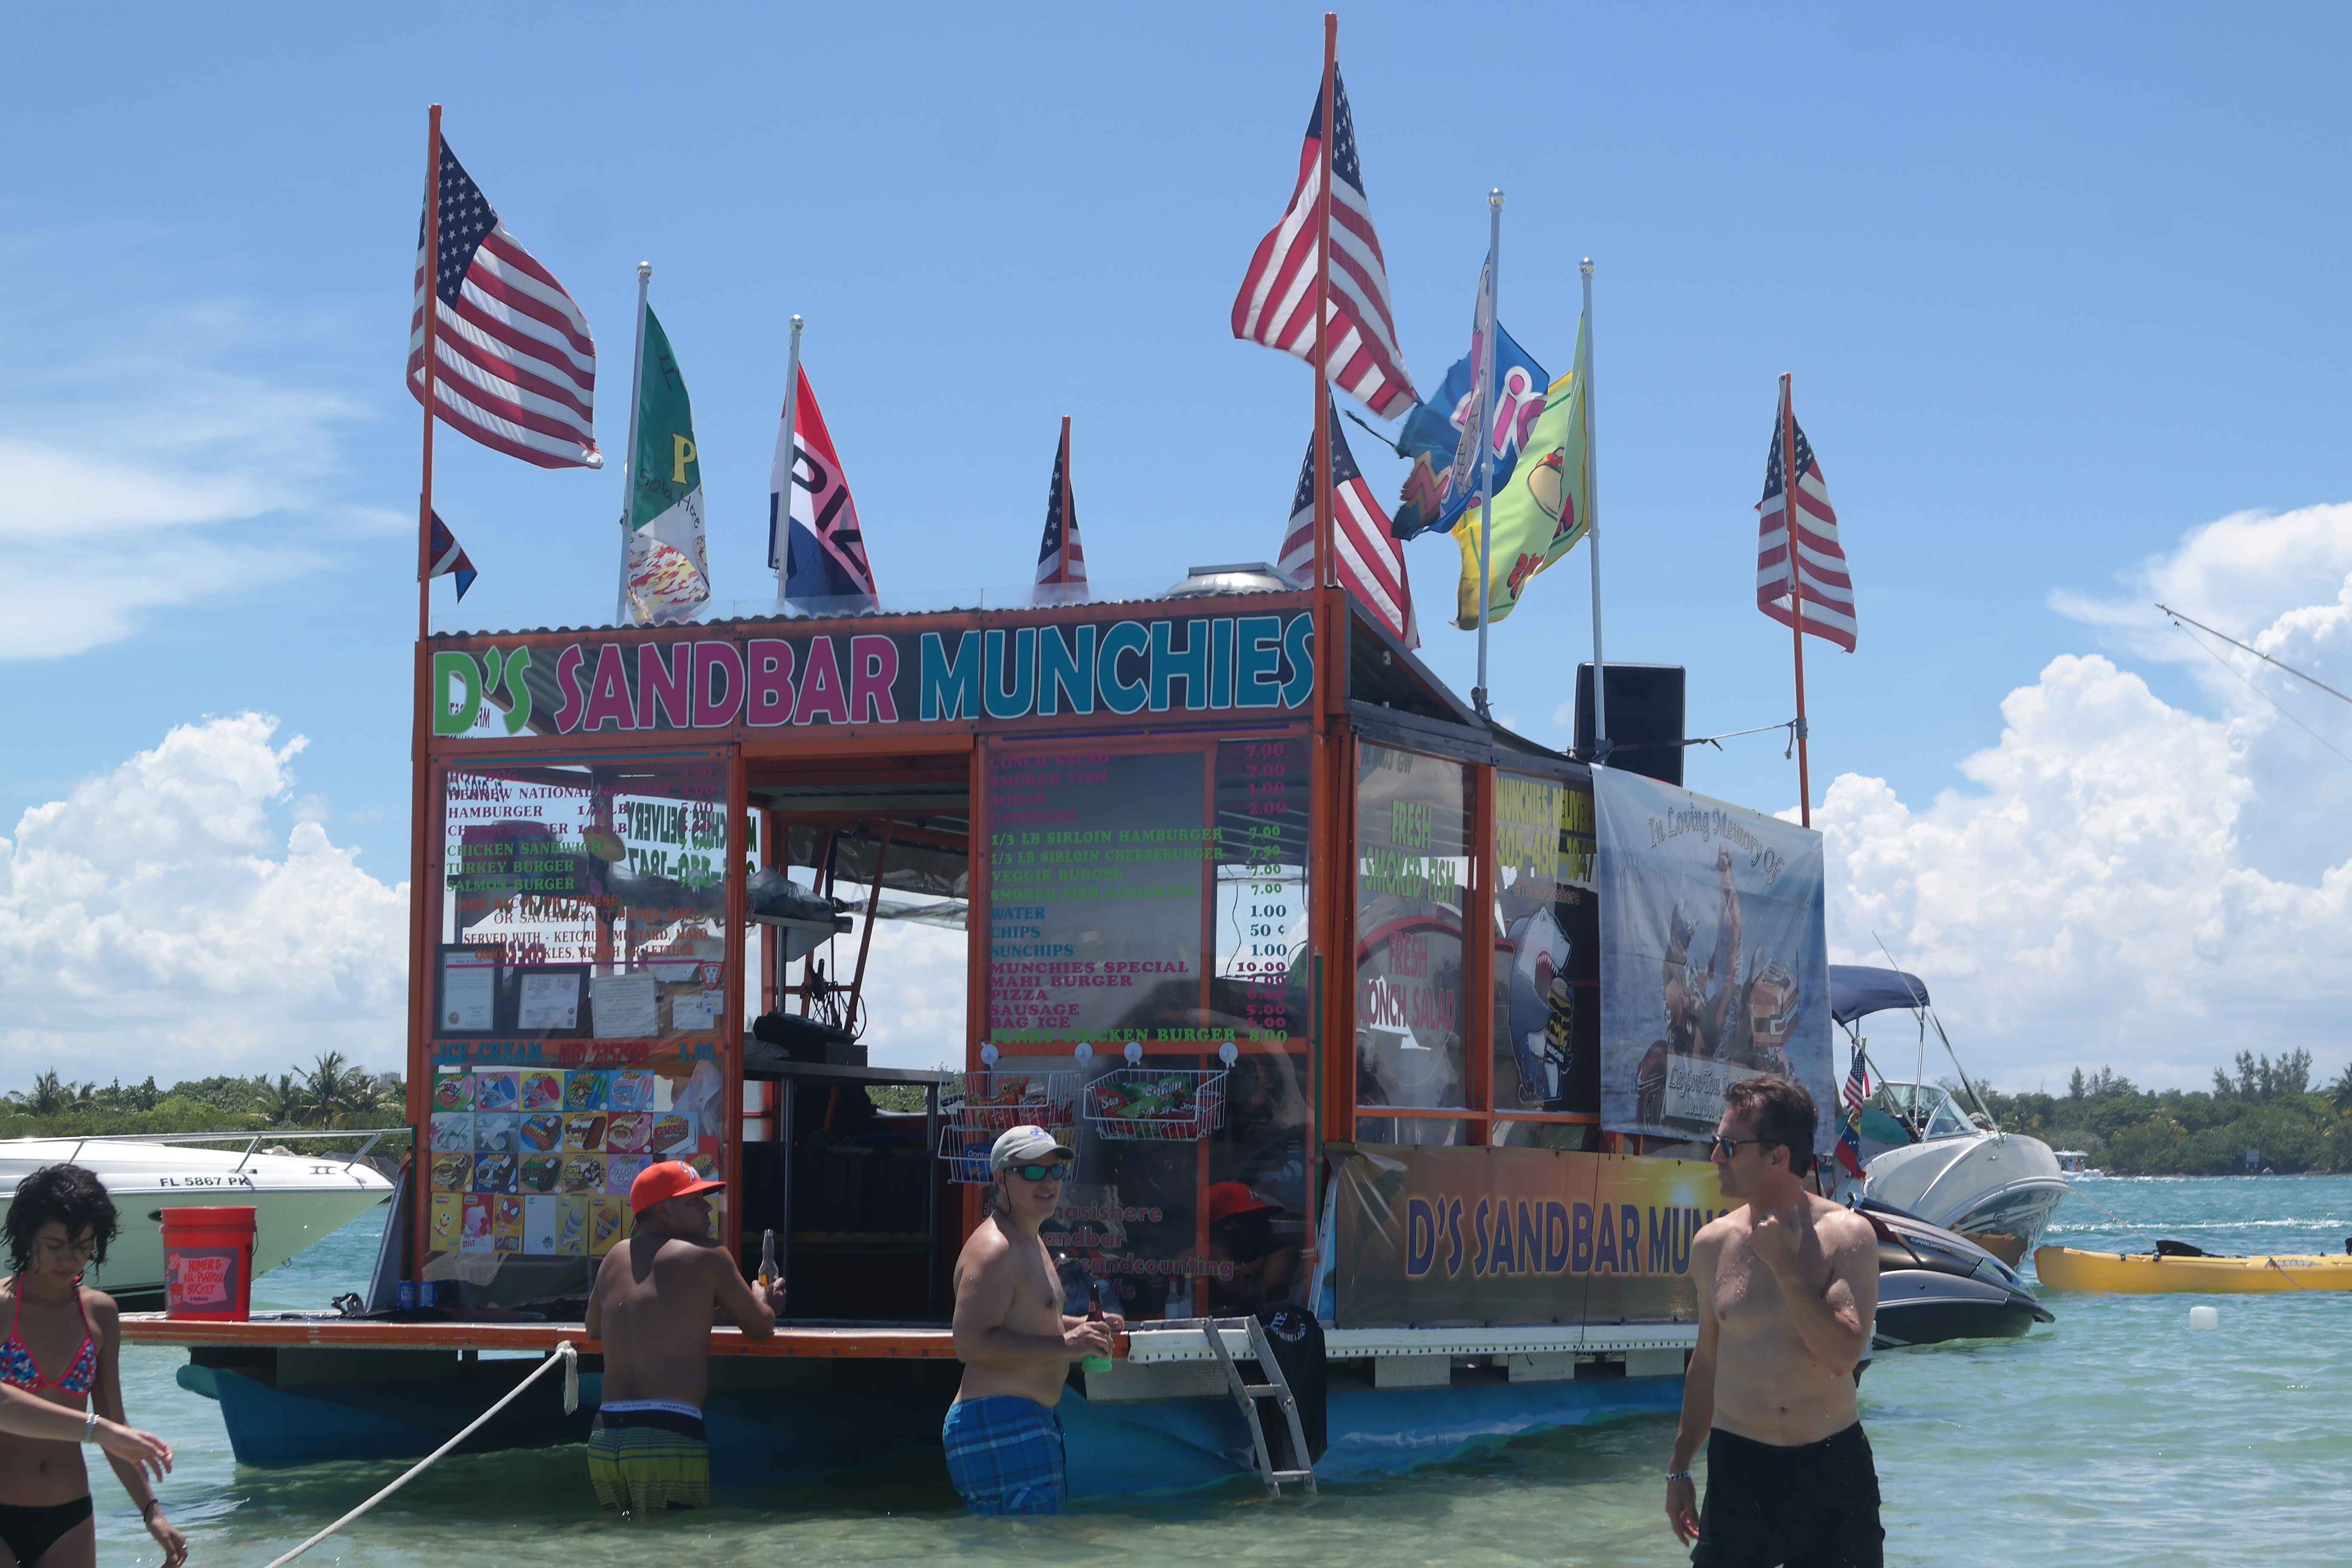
left=584, top=1160, right=786, bottom=1518
left=1203, top=1182, right=1301, bottom=1314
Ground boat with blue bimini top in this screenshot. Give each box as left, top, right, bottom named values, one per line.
left=130, top=569, right=1886, bottom=1500
left=1825, top=966, right=2071, bottom=1268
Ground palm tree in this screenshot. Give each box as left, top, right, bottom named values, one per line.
left=2328, top=1063, right=2352, bottom=1120
left=300, top=1052, right=376, bottom=1129
left=251, top=1072, right=305, bottom=1127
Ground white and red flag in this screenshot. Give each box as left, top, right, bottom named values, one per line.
left=767, top=365, right=877, bottom=600
left=1035, top=417, right=1086, bottom=586
left=1279, top=406, right=1418, bottom=647
left=407, top=140, right=600, bottom=469
left=1231, top=65, right=1416, bottom=417
left=1755, top=385, right=1856, bottom=650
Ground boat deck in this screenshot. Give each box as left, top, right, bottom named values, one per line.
left=120, top=1313, right=964, bottom=1359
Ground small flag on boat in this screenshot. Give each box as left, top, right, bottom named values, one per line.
left=1836, top=1112, right=1867, bottom=1178
left=620, top=306, right=710, bottom=625
left=1449, top=314, right=1591, bottom=629
left=425, top=510, right=478, bottom=600
left=1035, top=418, right=1086, bottom=586
left=407, top=138, right=600, bottom=470
left=768, top=366, right=877, bottom=601
left=1231, top=64, right=1417, bottom=417
left=1756, top=386, right=1856, bottom=650
left=1835, top=1047, right=1869, bottom=1177
left=1278, top=404, right=1418, bottom=648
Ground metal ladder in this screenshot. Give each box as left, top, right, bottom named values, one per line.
left=1197, top=1315, right=1318, bottom=1498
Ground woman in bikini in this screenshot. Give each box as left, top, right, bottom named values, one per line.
left=1, top=1165, right=187, bottom=1568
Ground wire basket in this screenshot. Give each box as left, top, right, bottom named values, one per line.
left=941, top=1070, right=1078, bottom=1136
left=1080, top=1068, right=1229, bottom=1142
left=937, top=1123, right=1076, bottom=1185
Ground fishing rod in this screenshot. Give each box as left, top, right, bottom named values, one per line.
left=2156, top=604, right=2352, bottom=707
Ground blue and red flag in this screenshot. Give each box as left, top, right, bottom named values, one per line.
left=426, top=510, right=477, bottom=600
left=1834, top=1047, right=1870, bottom=1176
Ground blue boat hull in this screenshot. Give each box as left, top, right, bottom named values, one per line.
left=184, top=1360, right=1682, bottom=1496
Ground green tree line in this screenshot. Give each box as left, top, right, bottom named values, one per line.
left=4, top=1052, right=403, bottom=1140
left=1977, top=1050, right=2352, bottom=1175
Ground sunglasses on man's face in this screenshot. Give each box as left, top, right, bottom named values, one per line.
left=1005, top=1162, right=1067, bottom=1183
left=1707, top=1136, right=1768, bottom=1159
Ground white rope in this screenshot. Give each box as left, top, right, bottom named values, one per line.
left=257, top=1340, right=578, bottom=1568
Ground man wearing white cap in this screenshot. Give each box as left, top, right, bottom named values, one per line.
left=941, top=1124, right=1122, bottom=1514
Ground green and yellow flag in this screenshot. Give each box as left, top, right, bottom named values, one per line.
left=1449, top=314, right=1591, bottom=628
left=621, top=306, right=711, bottom=624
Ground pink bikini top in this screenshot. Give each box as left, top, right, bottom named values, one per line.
left=0, top=1279, right=98, bottom=1398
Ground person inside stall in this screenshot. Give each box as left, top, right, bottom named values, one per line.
left=1201, top=1183, right=1300, bottom=1315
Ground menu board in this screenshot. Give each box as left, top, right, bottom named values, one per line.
left=441, top=760, right=729, bottom=1039
left=425, top=1066, right=717, bottom=1256
left=986, top=747, right=1207, bottom=1044
left=1213, top=737, right=1311, bottom=1042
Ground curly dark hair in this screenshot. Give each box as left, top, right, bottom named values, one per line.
left=6, top=1164, right=120, bottom=1272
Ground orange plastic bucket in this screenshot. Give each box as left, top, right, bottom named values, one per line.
left=162, top=1206, right=256, bottom=1320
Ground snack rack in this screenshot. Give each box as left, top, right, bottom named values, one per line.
left=936, top=1058, right=1077, bottom=1184
left=1080, top=1046, right=1232, bottom=1142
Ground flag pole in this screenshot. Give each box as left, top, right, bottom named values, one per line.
left=1780, top=371, right=1813, bottom=827
left=405, top=101, right=444, bottom=1274
left=1581, top=257, right=1608, bottom=765
left=615, top=262, right=652, bottom=626
left=1312, top=12, right=1337, bottom=588
left=1472, top=189, right=1503, bottom=719
left=772, top=313, right=803, bottom=601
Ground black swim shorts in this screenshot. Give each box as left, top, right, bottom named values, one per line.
left=1691, top=1423, right=1883, bottom=1568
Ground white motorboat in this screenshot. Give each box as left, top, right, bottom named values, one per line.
left=2053, top=1148, right=2104, bottom=1177
left=0, top=1132, right=396, bottom=1309
left=1827, top=967, right=2070, bottom=1268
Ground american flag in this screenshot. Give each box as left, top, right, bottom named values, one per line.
left=1755, top=386, right=1855, bottom=649
left=425, top=510, right=477, bottom=601
left=1278, top=407, right=1418, bottom=647
left=1843, top=1047, right=1870, bottom=1113
left=1231, top=66, right=1416, bottom=417
left=1835, top=1048, right=1871, bottom=1176
left=1035, top=418, right=1086, bottom=586
left=407, top=140, right=600, bottom=470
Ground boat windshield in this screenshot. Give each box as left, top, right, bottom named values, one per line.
left=1872, top=1082, right=1974, bottom=1141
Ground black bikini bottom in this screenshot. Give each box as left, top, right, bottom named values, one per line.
left=0, top=1495, right=94, bottom=1565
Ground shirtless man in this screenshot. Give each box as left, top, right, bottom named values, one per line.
left=584, top=1160, right=785, bottom=1518
left=942, top=1125, right=1122, bottom=1515
left=1666, top=1076, right=1881, bottom=1567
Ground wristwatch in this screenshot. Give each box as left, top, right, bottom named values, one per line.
left=1666, top=1468, right=1694, bottom=1482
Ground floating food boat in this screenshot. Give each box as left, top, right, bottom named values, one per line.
left=2036, top=1241, right=2352, bottom=1294
left=128, top=565, right=1902, bottom=1495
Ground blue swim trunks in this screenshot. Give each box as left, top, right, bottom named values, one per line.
left=941, top=1395, right=1066, bottom=1515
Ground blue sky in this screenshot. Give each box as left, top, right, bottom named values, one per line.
left=6, top=3, right=2351, bottom=1093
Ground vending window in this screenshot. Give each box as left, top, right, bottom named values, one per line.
left=1354, top=742, right=1472, bottom=1117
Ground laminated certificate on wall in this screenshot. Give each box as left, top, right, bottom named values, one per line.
left=671, top=990, right=721, bottom=1031
left=518, top=971, right=582, bottom=1031
left=591, top=972, right=660, bottom=1038
left=439, top=949, right=497, bottom=1034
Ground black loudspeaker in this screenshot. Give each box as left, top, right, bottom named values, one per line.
left=1574, top=664, right=1686, bottom=786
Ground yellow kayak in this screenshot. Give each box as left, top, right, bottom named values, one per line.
left=2035, top=1244, right=2352, bottom=1294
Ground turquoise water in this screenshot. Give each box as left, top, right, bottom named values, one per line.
left=96, top=1177, right=2352, bottom=1567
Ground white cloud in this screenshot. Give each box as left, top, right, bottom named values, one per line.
left=1819, top=508, right=2352, bottom=1091
left=849, top=919, right=970, bottom=1073
left=0, top=279, right=371, bottom=660
left=0, top=714, right=409, bottom=1089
